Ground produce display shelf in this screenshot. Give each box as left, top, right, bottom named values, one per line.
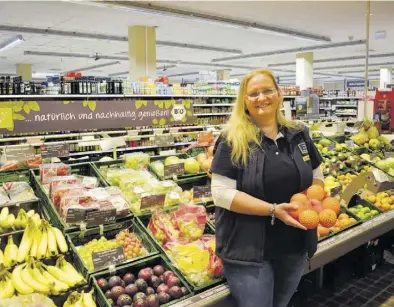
left=0, top=94, right=238, bottom=98
left=30, top=162, right=132, bottom=233
left=171, top=210, right=394, bottom=306
left=320, top=97, right=362, bottom=100
left=335, top=105, right=358, bottom=108
left=336, top=113, right=358, bottom=116
left=68, top=141, right=196, bottom=157
left=194, top=113, right=231, bottom=116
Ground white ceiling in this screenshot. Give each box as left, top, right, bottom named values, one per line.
left=0, top=1, right=393, bottom=82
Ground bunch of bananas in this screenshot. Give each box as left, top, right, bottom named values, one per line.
left=63, top=289, right=97, bottom=307
left=0, top=218, right=68, bottom=267
left=0, top=207, right=40, bottom=233
left=0, top=255, right=86, bottom=298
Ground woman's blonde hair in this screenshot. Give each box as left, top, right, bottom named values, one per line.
left=223, top=68, right=300, bottom=166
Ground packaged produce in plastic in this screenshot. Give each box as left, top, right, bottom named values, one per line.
left=49, top=175, right=82, bottom=196
left=51, top=184, right=85, bottom=208
left=148, top=209, right=180, bottom=244
left=173, top=204, right=207, bottom=240
left=0, top=187, right=10, bottom=205
left=77, top=175, right=99, bottom=189
left=150, top=160, right=165, bottom=177
left=40, top=163, right=70, bottom=184
left=3, top=181, right=37, bottom=203
left=0, top=293, right=56, bottom=307
left=106, top=168, right=135, bottom=186
left=124, top=152, right=150, bottom=170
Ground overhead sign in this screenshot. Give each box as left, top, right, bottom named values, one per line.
left=346, top=80, right=368, bottom=88
left=0, top=99, right=194, bottom=135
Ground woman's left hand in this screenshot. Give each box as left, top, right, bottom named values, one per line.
left=275, top=203, right=307, bottom=230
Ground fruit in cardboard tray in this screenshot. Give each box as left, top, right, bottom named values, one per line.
left=150, top=275, right=161, bottom=288
left=146, top=286, right=155, bottom=295
left=153, top=265, right=165, bottom=276
left=168, top=286, right=183, bottom=299
left=184, top=157, right=200, bottom=174
left=157, top=292, right=171, bottom=304
left=147, top=294, right=160, bottom=307
left=167, top=276, right=181, bottom=288
left=157, top=283, right=169, bottom=293
left=125, top=284, right=138, bottom=297
left=111, top=286, right=126, bottom=300
left=123, top=273, right=136, bottom=285
left=118, top=294, right=133, bottom=307
left=97, top=278, right=109, bottom=291
left=138, top=268, right=153, bottom=281
left=135, top=278, right=148, bottom=292
left=134, top=298, right=148, bottom=307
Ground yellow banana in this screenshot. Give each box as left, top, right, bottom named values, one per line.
left=57, top=256, right=85, bottom=286
left=3, top=213, right=15, bottom=229
left=21, top=263, right=51, bottom=294
left=0, top=248, right=4, bottom=265
left=46, top=225, right=58, bottom=257
left=83, top=289, right=97, bottom=307
left=0, top=272, right=15, bottom=299
left=4, top=235, right=18, bottom=267
left=32, top=214, right=41, bottom=227
left=42, top=270, right=69, bottom=295
left=26, top=210, right=35, bottom=218
left=43, top=264, right=76, bottom=287
left=12, top=264, right=34, bottom=295
left=51, top=226, right=68, bottom=253
left=29, top=228, right=40, bottom=259
left=28, top=259, right=53, bottom=289
left=17, top=221, right=33, bottom=263
left=0, top=207, right=9, bottom=228
left=37, top=226, right=48, bottom=260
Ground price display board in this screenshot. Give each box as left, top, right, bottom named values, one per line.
left=164, top=163, right=185, bottom=177
left=41, top=143, right=69, bottom=159
left=140, top=194, right=166, bottom=210
left=92, top=247, right=125, bottom=270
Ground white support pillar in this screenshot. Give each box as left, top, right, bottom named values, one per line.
left=380, top=67, right=392, bottom=89
left=296, top=52, right=313, bottom=91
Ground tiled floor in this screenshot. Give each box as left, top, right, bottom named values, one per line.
left=292, top=262, right=394, bottom=307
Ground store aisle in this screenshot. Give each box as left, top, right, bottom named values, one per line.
left=291, top=262, right=394, bottom=307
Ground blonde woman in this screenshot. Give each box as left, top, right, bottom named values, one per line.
left=211, top=69, right=324, bottom=307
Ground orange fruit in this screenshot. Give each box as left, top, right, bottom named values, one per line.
left=299, top=210, right=319, bottom=229
left=349, top=218, right=357, bottom=225
left=318, top=225, right=330, bottom=237
left=381, top=203, right=391, bottom=211
left=290, top=193, right=309, bottom=205
left=306, top=185, right=325, bottom=201
left=289, top=201, right=312, bottom=220
left=319, top=209, right=337, bottom=228
left=338, top=213, right=349, bottom=220
left=322, top=197, right=341, bottom=215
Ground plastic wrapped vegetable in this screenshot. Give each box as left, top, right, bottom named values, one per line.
left=0, top=294, right=56, bottom=307
left=3, top=182, right=37, bottom=203
left=148, top=210, right=180, bottom=243
left=49, top=175, right=82, bottom=196
left=124, top=152, right=150, bottom=170
left=40, top=163, right=70, bottom=184
left=51, top=184, right=85, bottom=208
left=173, top=204, right=207, bottom=240
left=0, top=187, right=10, bottom=205
left=150, top=160, right=165, bottom=177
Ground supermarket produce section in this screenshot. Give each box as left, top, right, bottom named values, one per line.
left=0, top=94, right=393, bottom=306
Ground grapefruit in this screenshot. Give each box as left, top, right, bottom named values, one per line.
left=290, top=193, right=309, bottom=205
left=289, top=201, right=311, bottom=220
left=322, top=197, right=341, bottom=215
left=318, top=225, right=330, bottom=237
left=306, top=185, right=325, bottom=201
left=319, top=209, right=337, bottom=228
left=299, top=210, right=319, bottom=229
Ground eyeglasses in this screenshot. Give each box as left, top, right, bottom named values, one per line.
left=247, top=88, right=276, bottom=99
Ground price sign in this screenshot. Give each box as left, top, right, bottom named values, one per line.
left=164, top=163, right=185, bottom=177
left=194, top=185, right=212, bottom=201
left=5, top=146, right=35, bottom=162
left=41, top=143, right=69, bottom=159
left=330, top=186, right=342, bottom=197
left=86, top=209, right=116, bottom=227
left=140, top=194, right=166, bottom=210
left=155, top=134, right=175, bottom=147
left=92, top=247, right=125, bottom=270
left=384, top=152, right=393, bottom=159
left=65, top=208, right=86, bottom=224
left=345, top=140, right=355, bottom=148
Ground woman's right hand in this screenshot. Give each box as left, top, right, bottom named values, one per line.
left=275, top=203, right=307, bottom=230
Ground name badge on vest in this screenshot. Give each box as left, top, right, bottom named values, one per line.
left=298, top=142, right=310, bottom=162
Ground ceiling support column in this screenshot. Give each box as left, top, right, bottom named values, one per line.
left=128, top=26, right=156, bottom=81
left=296, top=52, right=313, bottom=91
left=380, top=67, right=392, bottom=89
left=16, top=64, right=32, bottom=81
